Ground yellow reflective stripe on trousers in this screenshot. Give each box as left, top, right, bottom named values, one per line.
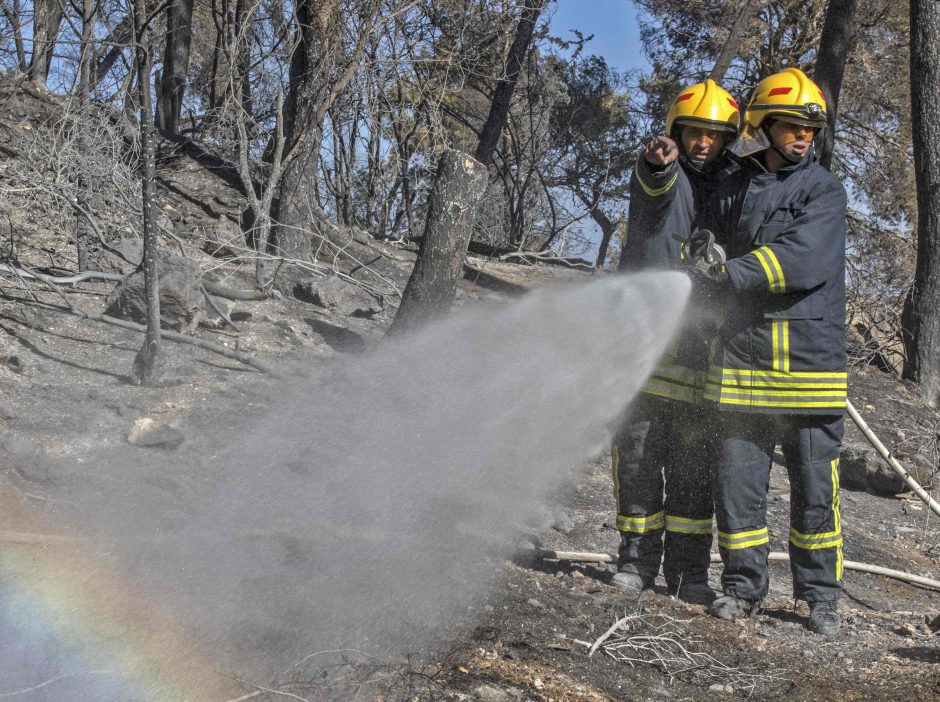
left=788, top=534, right=843, bottom=549
left=833, top=458, right=843, bottom=579
left=617, top=511, right=666, bottom=534
left=787, top=459, right=844, bottom=580
left=611, top=445, right=621, bottom=514
left=665, top=515, right=713, bottom=535
left=717, top=527, right=769, bottom=550
left=635, top=168, right=678, bottom=197
left=772, top=320, right=790, bottom=373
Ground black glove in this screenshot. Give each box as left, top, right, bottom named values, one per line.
left=685, top=256, right=729, bottom=297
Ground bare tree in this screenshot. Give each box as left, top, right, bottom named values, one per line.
left=132, top=0, right=161, bottom=384
left=902, top=0, right=940, bottom=405
left=1, top=0, right=29, bottom=71
left=266, top=0, right=383, bottom=266
left=473, top=0, right=545, bottom=165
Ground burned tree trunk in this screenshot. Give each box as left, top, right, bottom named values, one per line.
left=157, top=0, right=195, bottom=135
left=388, top=150, right=487, bottom=335
left=814, top=0, right=857, bottom=170
left=902, top=0, right=940, bottom=406
left=132, top=0, right=161, bottom=385
left=28, top=0, right=63, bottom=82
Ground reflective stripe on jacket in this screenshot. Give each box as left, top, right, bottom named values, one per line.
left=706, top=150, right=847, bottom=414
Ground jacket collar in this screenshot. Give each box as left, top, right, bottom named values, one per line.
left=745, top=145, right=815, bottom=175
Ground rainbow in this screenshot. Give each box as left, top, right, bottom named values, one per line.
left=0, top=486, right=244, bottom=701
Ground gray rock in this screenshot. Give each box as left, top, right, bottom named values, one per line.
left=293, top=276, right=383, bottom=317
left=839, top=441, right=929, bottom=496
left=0, top=397, right=14, bottom=419
left=868, top=460, right=908, bottom=495
left=839, top=442, right=873, bottom=491
left=201, top=216, right=244, bottom=258
left=113, top=237, right=143, bottom=266
left=126, top=417, right=185, bottom=450
left=105, top=254, right=206, bottom=333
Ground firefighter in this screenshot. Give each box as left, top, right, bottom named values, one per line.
left=689, top=68, right=847, bottom=634
left=612, top=79, right=739, bottom=603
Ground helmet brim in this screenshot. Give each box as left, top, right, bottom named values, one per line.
left=764, top=113, right=827, bottom=129
left=673, top=116, right=739, bottom=134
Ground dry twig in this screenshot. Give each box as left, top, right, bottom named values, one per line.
left=582, top=609, right=785, bottom=694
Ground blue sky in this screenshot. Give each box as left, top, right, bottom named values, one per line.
left=549, top=0, right=649, bottom=73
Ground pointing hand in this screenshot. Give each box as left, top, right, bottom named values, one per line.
left=645, top=135, right=679, bottom=166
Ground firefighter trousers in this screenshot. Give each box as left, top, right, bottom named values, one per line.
left=713, top=413, right=844, bottom=603
left=612, top=398, right=715, bottom=586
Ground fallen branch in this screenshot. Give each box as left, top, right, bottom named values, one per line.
left=0, top=264, right=123, bottom=285
left=7, top=295, right=275, bottom=374
left=534, top=549, right=940, bottom=591
left=202, top=280, right=267, bottom=301
left=588, top=610, right=640, bottom=657
left=497, top=250, right=595, bottom=271
left=200, top=283, right=239, bottom=331
left=89, top=311, right=275, bottom=374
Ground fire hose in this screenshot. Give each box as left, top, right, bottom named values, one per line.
left=534, top=549, right=940, bottom=592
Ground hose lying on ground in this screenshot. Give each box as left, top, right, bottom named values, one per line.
left=533, top=548, right=940, bottom=592
left=846, top=398, right=940, bottom=519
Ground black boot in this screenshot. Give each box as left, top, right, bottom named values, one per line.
left=708, top=594, right=761, bottom=620
left=807, top=600, right=840, bottom=635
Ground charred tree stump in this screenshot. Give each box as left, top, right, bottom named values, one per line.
left=388, top=150, right=487, bottom=336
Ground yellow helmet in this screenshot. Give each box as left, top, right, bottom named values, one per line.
left=665, top=79, right=740, bottom=136
left=745, top=67, right=827, bottom=129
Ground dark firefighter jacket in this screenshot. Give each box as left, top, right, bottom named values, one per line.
left=704, top=149, right=848, bottom=414
left=620, top=152, right=716, bottom=405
